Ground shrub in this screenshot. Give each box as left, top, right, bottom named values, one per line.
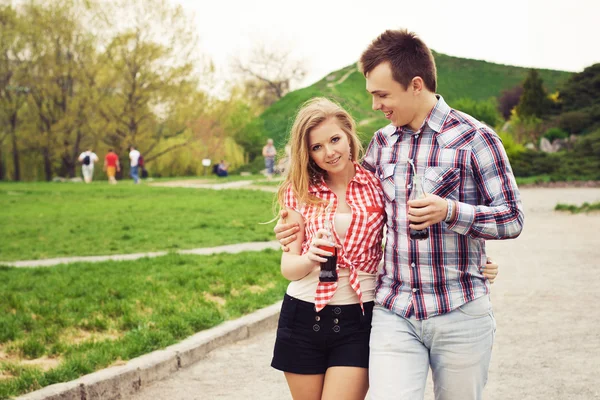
left=452, top=97, right=503, bottom=127
left=543, top=127, right=569, bottom=142
left=558, top=110, right=591, bottom=134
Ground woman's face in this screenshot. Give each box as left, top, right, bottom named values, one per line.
left=307, top=118, right=352, bottom=176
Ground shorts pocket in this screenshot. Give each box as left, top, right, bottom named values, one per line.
left=457, top=296, right=492, bottom=318
left=276, top=327, right=293, bottom=340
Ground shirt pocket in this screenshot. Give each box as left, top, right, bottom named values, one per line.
left=423, top=166, right=461, bottom=199
left=377, top=163, right=397, bottom=203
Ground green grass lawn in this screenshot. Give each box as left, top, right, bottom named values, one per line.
left=0, top=182, right=278, bottom=261
left=0, top=250, right=286, bottom=399
left=555, top=201, right=600, bottom=213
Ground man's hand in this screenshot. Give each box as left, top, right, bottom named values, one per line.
left=274, top=209, right=300, bottom=252
left=407, top=193, right=448, bottom=230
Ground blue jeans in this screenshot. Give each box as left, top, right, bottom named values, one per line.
left=369, top=295, right=496, bottom=400
left=130, top=165, right=139, bottom=183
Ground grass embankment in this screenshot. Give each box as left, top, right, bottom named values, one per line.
left=555, top=202, right=600, bottom=213
left=256, top=54, right=570, bottom=148
left=0, top=250, right=286, bottom=398
left=0, top=182, right=277, bottom=261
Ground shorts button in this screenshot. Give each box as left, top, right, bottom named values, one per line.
left=315, top=316, right=320, bottom=321
left=313, top=324, right=320, bottom=332
left=333, top=318, right=339, bottom=324
left=333, top=325, right=340, bottom=333
left=333, top=307, right=341, bottom=315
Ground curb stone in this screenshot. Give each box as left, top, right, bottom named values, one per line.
left=16, top=301, right=282, bottom=400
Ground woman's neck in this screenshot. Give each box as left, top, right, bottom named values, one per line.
left=325, top=161, right=356, bottom=190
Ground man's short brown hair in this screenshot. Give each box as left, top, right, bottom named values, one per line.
left=359, top=29, right=437, bottom=93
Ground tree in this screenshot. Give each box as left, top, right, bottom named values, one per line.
left=97, top=0, right=206, bottom=168
left=0, top=4, right=29, bottom=181
left=558, top=63, right=600, bottom=112
left=498, top=85, right=523, bottom=120
left=516, top=69, right=551, bottom=119
left=234, top=44, right=307, bottom=109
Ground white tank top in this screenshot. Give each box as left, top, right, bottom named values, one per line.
left=286, top=212, right=376, bottom=304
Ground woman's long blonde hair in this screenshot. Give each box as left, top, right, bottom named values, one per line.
left=276, top=97, right=363, bottom=209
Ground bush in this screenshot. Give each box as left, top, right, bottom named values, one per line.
left=558, top=110, right=591, bottom=134
left=510, top=150, right=560, bottom=177
left=543, top=127, right=569, bottom=142
left=452, top=97, right=503, bottom=127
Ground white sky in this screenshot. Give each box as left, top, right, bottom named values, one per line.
left=173, top=0, right=600, bottom=89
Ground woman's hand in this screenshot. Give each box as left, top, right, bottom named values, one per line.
left=306, top=229, right=336, bottom=264
left=482, top=257, right=499, bottom=284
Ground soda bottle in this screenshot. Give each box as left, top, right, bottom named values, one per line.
left=409, top=174, right=429, bottom=241
left=319, top=202, right=338, bottom=282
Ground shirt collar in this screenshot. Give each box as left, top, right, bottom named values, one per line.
left=380, top=95, right=450, bottom=137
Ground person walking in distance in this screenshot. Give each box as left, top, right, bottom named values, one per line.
left=104, top=149, right=120, bottom=184
left=263, top=138, right=277, bottom=181
left=78, top=148, right=99, bottom=183
left=129, top=145, right=141, bottom=184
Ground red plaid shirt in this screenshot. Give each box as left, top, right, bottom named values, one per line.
left=363, top=96, right=524, bottom=320
left=284, top=162, right=386, bottom=312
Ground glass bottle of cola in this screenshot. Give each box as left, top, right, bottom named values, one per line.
left=319, top=203, right=338, bottom=282
left=409, top=175, right=429, bottom=241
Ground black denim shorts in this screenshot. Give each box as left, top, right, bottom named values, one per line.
left=271, top=294, right=374, bottom=375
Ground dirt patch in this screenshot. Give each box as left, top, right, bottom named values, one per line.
left=203, top=293, right=226, bottom=306
left=0, top=370, right=14, bottom=381
left=20, top=356, right=61, bottom=371
left=61, top=328, right=123, bottom=345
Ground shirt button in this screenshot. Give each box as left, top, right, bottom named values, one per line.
left=412, top=288, right=418, bottom=293
left=313, top=324, right=321, bottom=332
left=407, top=184, right=412, bottom=189
left=315, top=316, right=320, bottom=322
left=411, top=263, right=416, bottom=267
left=408, top=158, right=413, bottom=164
left=415, top=134, right=419, bottom=138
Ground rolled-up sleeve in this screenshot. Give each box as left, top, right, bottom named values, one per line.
left=447, top=128, right=524, bottom=239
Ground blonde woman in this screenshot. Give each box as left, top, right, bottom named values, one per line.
left=271, top=97, right=383, bottom=400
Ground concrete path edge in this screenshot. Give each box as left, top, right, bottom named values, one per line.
left=15, top=301, right=282, bottom=400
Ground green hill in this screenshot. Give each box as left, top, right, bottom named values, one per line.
left=253, top=51, right=571, bottom=150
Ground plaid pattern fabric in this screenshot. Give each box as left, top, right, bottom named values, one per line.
left=284, top=162, right=385, bottom=312
left=363, top=96, right=524, bottom=320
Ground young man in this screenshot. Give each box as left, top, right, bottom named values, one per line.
left=104, top=149, right=120, bottom=184
left=129, top=145, right=141, bottom=184
left=275, top=29, right=523, bottom=399
left=78, top=148, right=99, bottom=183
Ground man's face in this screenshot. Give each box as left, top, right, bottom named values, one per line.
left=366, top=62, right=417, bottom=128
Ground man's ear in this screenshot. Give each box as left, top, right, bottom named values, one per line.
left=411, top=77, right=424, bottom=95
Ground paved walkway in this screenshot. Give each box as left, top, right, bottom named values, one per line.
left=3, top=241, right=280, bottom=268
left=130, top=188, right=600, bottom=400
left=150, top=178, right=280, bottom=193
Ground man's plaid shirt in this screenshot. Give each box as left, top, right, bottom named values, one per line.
left=363, top=96, right=524, bottom=320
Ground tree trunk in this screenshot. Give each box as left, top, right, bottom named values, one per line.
left=11, top=127, right=20, bottom=181
left=0, top=144, right=5, bottom=181
left=43, top=148, right=52, bottom=181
